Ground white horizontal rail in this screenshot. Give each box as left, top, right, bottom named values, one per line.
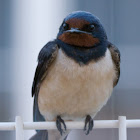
left=0, top=116, right=140, bottom=140
left=0, top=117, right=140, bottom=131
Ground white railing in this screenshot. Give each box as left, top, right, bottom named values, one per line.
left=0, top=116, right=140, bottom=140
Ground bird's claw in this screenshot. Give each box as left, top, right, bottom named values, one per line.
left=56, top=116, right=66, bottom=135
left=84, top=115, right=94, bottom=135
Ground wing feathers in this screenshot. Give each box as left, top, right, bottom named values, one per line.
left=32, top=41, right=58, bottom=97
left=108, top=42, right=120, bottom=87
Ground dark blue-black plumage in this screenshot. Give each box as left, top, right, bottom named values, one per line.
left=65, top=11, right=99, bottom=24
left=56, top=39, right=108, bottom=65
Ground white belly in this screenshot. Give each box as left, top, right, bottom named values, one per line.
left=38, top=48, right=116, bottom=121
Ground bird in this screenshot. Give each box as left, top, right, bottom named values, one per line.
left=30, top=11, right=120, bottom=140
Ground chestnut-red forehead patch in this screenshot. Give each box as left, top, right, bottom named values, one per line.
left=66, top=18, right=90, bottom=29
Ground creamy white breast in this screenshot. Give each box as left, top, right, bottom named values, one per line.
left=38, top=48, right=116, bottom=121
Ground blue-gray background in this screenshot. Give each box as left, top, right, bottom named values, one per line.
left=0, top=0, right=140, bottom=139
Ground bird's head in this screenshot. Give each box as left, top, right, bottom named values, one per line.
left=57, top=11, right=107, bottom=47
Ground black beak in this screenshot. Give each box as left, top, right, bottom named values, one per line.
left=65, top=28, right=92, bottom=35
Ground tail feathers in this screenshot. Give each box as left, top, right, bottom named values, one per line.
left=29, top=130, right=48, bottom=140
left=48, top=130, right=69, bottom=140
left=29, top=130, right=69, bottom=140
left=64, top=136, right=68, bottom=140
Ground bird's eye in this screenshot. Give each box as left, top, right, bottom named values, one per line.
left=89, top=24, right=95, bottom=31
left=62, top=23, right=69, bottom=30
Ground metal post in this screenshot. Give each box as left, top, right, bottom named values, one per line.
left=15, top=116, right=24, bottom=140
left=119, top=116, right=127, bottom=140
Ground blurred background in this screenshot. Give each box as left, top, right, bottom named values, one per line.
left=0, top=0, right=140, bottom=139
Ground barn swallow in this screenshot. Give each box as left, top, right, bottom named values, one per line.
left=30, top=11, right=120, bottom=140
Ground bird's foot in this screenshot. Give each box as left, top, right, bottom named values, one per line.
left=84, top=115, right=94, bottom=135
left=56, top=116, right=66, bottom=135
